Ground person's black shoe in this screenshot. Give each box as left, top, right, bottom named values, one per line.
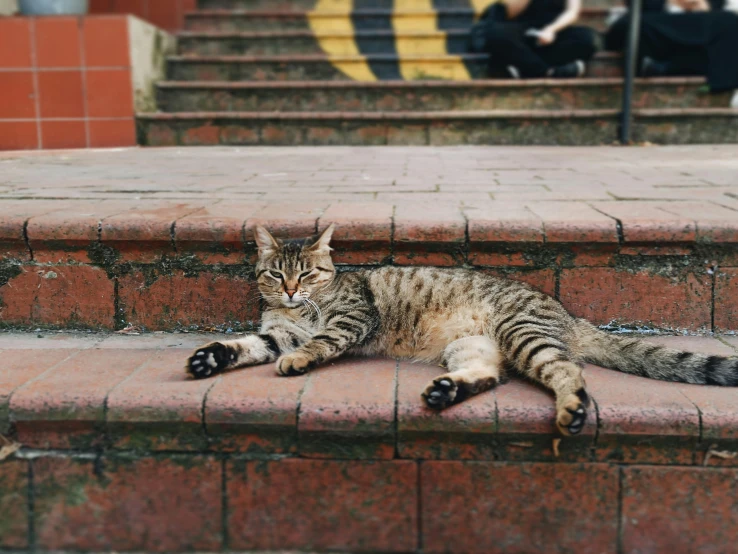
left=640, top=56, right=668, bottom=77
left=548, top=60, right=586, bottom=78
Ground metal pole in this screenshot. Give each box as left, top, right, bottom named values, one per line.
left=619, top=0, right=642, bottom=144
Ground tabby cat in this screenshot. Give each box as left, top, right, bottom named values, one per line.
left=187, top=225, right=738, bottom=436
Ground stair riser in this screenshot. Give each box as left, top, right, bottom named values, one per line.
left=178, top=34, right=474, bottom=56
left=157, top=84, right=725, bottom=112
left=139, top=116, right=617, bottom=147
left=140, top=115, right=738, bottom=147
left=184, top=13, right=607, bottom=32
left=186, top=13, right=475, bottom=32
left=168, top=57, right=620, bottom=81
left=198, top=0, right=620, bottom=9
left=197, top=0, right=478, bottom=9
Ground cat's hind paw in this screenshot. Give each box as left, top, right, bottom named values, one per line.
left=422, top=377, right=458, bottom=410
left=186, top=342, right=234, bottom=379
left=556, top=389, right=590, bottom=436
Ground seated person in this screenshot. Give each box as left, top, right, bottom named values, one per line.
left=469, top=0, right=599, bottom=78
left=605, top=0, right=738, bottom=94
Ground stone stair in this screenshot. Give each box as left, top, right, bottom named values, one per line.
left=136, top=0, right=738, bottom=146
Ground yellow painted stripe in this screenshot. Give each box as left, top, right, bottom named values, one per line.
left=394, top=0, right=470, bottom=80
left=308, top=0, right=376, bottom=81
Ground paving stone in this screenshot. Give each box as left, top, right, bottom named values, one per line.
left=106, top=349, right=212, bottom=451
left=421, top=462, right=619, bottom=554
left=117, top=270, right=260, bottom=332
left=397, top=362, right=498, bottom=460
left=559, top=267, right=712, bottom=331
left=715, top=268, right=738, bottom=332
left=394, top=203, right=466, bottom=266
left=0, top=265, right=115, bottom=329
left=527, top=202, right=619, bottom=243
left=26, top=200, right=137, bottom=263
left=622, top=466, right=738, bottom=554
left=33, top=456, right=222, bottom=552
left=10, top=349, right=150, bottom=448
left=317, top=202, right=393, bottom=264
left=590, top=201, right=696, bottom=242
left=100, top=201, right=206, bottom=262
left=226, top=459, right=418, bottom=552
left=0, top=349, right=77, bottom=434
left=0, top=460, right=28, bottom=549
left=206, top=362, right=308, bottom=454
left=298, top=357, right=396, bottom=459
left=586, top=361, right=701, bottom=464
left=497, top=377, right=594, bottom=461
left=174, top=200, right=265, bottom=263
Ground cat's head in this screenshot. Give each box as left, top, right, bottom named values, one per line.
left=254, top=224, right=336, bottom=309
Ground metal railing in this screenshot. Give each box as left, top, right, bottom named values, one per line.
left=619, top=0, right=643, bottom=144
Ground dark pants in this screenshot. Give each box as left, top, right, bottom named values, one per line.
left=478, top=23, right=598, bottom=77
left=606, top=12, right=738, bottom=92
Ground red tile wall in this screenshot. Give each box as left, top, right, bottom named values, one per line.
left=0, top=16, right=136, bottom=151
left=89, top=0, right=196, bottom=31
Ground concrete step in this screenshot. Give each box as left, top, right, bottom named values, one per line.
left=197, top=0, right=623, bottom=10
left=2, top=330, right=738, bottom=551
left=176, top=26, right=604, bottom=56
left=137, top=108, right=738, bottom=147
left=184, top=7, right=610, bottom=32
left=167, top=52, right=621, bottom=81
left=155, top=77, right=728, bottom=112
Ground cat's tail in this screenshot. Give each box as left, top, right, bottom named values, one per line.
left=573, top=319, right=738, bottom=386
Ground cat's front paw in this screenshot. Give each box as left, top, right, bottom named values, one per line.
left=276, top=352, right=315, bottom=376
left=186, top=342, right=235, bottom=379
left=422, top=377, right=459, bottom=410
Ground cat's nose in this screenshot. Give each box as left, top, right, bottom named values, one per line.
left=285, top=289, right=297, bottom=299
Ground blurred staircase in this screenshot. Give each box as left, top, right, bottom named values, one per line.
left=136, top=0, right=738, bottom=145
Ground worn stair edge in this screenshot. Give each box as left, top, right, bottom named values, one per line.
left=177, top=24, right=605, bottom=38
left=137, top=109, right=738, bottom=146
left=168, top=52, right=621, bottom=62
left=184, top=7, right=609, bottom=17
left=2, top=333, right=737, bottom=464
left=148, top=108, right=738, bottom=117
left=138, top=109, right=621, bottom=120
left=154, top=77, right=727, bottom=112
left=156, top=76, right=707, bottom=89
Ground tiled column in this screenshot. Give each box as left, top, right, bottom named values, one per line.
left=0, top=14, right=174, bottom=150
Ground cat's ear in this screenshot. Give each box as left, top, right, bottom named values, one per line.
left=308, top=223, right=335, bottom=253
left=254, top=225, right=279, bottom=255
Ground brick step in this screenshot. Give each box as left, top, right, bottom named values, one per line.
left=167, top=52, right=621, bottom=81
left=185, top=7, right=611, bottom=32
left=177, top=27, right=606, bottom=56
left=156, top=77, right=727, bottom=112
left=137, top=109, right=738, bottom=147
left=2, top=145, right=737, bottom=332
left=5, top=331, right=737, bottom=459
left=2, top=331, right=737, bottom=552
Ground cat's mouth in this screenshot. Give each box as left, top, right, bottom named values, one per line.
left=282, top=297, right=303, bottom=309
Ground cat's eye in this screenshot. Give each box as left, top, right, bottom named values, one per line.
left=298, top=270, right=314, bottom=281
left=268, top=270, right=283, bottom=280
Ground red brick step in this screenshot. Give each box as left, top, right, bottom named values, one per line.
left=2, top=145, right=738, bottom=332
left=1, top=332, right=738, bottom=552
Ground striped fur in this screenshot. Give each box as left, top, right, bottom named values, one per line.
left=187, top=225, right=738, bottom=436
